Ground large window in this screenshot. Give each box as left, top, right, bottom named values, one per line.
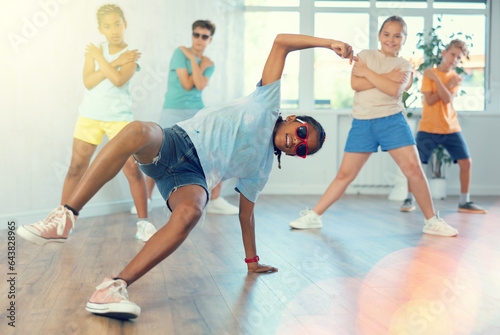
left=433, top=14, right=486, bottom=111
left=244, top=11, right=300, bottom=108
left=245, top=0, right=300, bottom=6
left=314, top=13, right=369, bottom=109
left=244, top=0, right=490, bottom=112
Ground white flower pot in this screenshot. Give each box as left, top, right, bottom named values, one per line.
left=429, top=178, right=447, bottom=200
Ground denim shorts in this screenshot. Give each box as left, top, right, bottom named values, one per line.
left=345, top=112, right=415, bottom=152
left=135, top=125, right=208, bottom=210
left=415, top=131, right=470, bottom=164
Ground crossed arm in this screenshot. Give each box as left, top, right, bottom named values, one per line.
left=176, top=46, right=214, bottom=91
left=83, top=43, right=140, bottom=90
left=351, top=58, right=412, bottom=97
left=421, top=68, right=462, bottom=105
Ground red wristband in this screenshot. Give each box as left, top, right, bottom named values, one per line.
left=245, top=255, right=259, bottom=263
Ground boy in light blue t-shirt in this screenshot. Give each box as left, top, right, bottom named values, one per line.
left=17, top=34, right=354, bottom=319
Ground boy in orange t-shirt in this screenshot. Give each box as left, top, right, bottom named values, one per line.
left=401, top=39, right=486, bottom=214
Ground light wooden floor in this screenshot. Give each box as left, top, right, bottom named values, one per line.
left=1, top=194, right=500, bottom=335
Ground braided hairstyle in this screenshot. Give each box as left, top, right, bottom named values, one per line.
left=273, top=115, right=326, bottom=169
left=97, top=4, right=125, bottom=26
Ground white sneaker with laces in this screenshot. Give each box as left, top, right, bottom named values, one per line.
left=130, top=198, right=152, bottom=215
left=423, top=214, right=458, bottom=237
left=206, top=197, right=239, bottom=215
left=289, top=209, right=323, bottom=229
left=135, top=220, right=157, bottom=242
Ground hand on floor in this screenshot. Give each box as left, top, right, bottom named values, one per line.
left=248, top=263, right=278, bottom=273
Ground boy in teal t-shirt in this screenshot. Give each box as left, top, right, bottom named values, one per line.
left=148, top=20, right=239, bottom=215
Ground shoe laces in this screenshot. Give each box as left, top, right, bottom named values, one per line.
left=96, top=279, right=129, bottom=301
left=35, top=206, right=75, bottom=236
left=427, top=212, right=453, bottom=231
left=138, top=220, right=155, bottom=233
left=299, top=209, right=312, bottom=217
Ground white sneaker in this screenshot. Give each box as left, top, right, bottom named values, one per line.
left=135, top=220, right=157, bottom=242
left=423, top=214, right=458, bottom=237
left=206, top=197, right=239, bottom=215
left=130, top=198, right=152, bottom=215
left=289, top=209, right=323, bottom=229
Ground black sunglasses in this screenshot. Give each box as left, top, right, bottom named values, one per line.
left=192, top=32, right=210, bottom=40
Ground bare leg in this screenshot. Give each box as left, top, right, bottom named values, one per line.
left=389, top=145, right=435, bottom=219
left=61, top=139, right=97, bottom=205
left=146, top=175, right=155, bottom=200
left=312, top=152, right=371, bottom=215
left=210, top=182, right=223, bottom=200
left=66, top=122, right=163, bottom=212
left=122, top=157, right=148, bottom=219
left=116, top=185, right=207, bottom=285
left=457, top=158, right=471, bottom=194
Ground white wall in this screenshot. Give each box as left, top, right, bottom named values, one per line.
left=0, top=0, right=244, bottom=228
left=1, top=0, right=499, bottom=230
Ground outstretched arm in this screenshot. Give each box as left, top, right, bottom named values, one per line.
left=239, top=194, right=278, bottom=273
left=261, top=34, right=355, bottom=86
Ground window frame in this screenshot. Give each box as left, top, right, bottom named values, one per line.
left=244, top=0, right=497, bottom=113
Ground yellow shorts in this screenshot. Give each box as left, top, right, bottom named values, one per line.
left=73, top=116, right=130, bottom=145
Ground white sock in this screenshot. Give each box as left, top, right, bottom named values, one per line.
left=311, top=210, right=321, bottom=217
left=460, top=193, right=470, bottom=205
left=407, top=192, right=414, bottom=200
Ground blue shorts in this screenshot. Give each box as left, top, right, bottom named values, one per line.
left=135, top=125, right=208, bottom=211
left=345, top=112, right=415, bottom=152
left=415, top=131, right=470, bottom=164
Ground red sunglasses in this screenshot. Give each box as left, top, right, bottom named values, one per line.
left=294, top=118, right=308, bottom=158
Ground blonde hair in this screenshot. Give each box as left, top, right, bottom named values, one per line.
left=96, top=4, right=125, bottom=26
left=446, top=39, right=468, bottom=56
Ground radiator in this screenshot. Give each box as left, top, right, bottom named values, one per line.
left=351, top=152, right=400, bottom=190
